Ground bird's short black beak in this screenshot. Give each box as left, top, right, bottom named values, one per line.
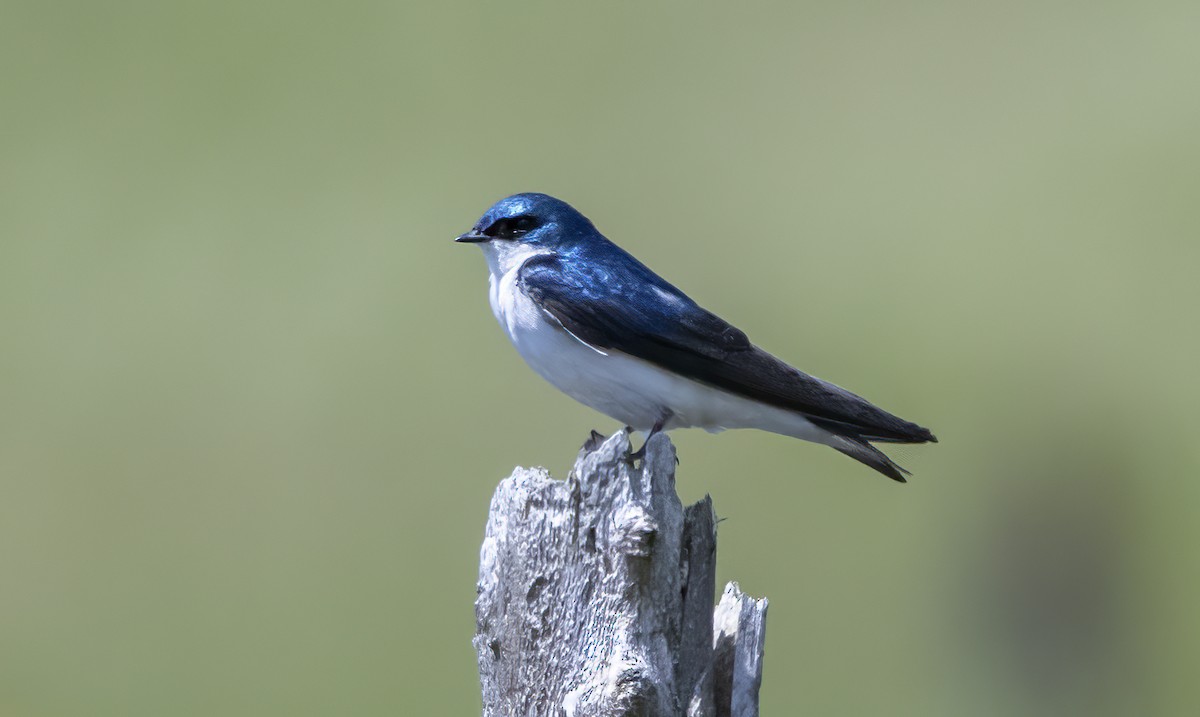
left=455, top=231, right=488, bottom=243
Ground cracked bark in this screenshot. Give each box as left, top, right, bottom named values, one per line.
left=474, top=431, right=768, bottom=717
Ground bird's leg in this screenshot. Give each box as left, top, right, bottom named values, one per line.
left=627, top=411, right=674, bottom=462
left=647, top=412, right=670, bottom=438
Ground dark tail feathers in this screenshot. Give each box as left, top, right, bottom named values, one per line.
left=831, top=435, right=917, bottom=483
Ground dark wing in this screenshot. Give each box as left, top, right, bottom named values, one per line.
left=518, top=252, right=936, bottom=446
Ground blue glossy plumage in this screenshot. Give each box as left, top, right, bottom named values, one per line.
left=459, top=193, right=936, bottom=481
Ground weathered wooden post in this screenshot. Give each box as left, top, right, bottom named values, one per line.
left=474, top=431, right=768, bottom=717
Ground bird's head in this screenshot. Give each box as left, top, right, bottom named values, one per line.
left=456, top=193, right=598, bottom=274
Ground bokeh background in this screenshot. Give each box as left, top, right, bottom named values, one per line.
left=3, top=1, right=1199, bottom=715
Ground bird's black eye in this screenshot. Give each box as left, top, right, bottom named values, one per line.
left=485, top=215, right=539, bottom=240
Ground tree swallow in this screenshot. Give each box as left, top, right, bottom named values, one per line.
left=456, top=193, right=936, bottom=482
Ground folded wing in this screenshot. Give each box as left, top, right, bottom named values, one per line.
left=518, top=252, right=936, bottom=446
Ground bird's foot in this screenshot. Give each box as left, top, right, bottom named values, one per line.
left=626, top=443, right=648, bottom=464
left=626, top=438, right=681, bottom=465
left=623, top=411, right=674, bottom=466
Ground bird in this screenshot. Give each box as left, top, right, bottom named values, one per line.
left=456, top=193, right=936, bottom=482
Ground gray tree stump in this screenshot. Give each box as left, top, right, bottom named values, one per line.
left=474, top=431, right=768, bottom=717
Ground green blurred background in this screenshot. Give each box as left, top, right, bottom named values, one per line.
left=3, top=1, right=1198, bottom=714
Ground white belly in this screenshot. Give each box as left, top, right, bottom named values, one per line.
left=488, top=265, right=828, bottom=443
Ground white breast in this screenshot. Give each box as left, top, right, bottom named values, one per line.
left=481, top=248, right=828, bottom=444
